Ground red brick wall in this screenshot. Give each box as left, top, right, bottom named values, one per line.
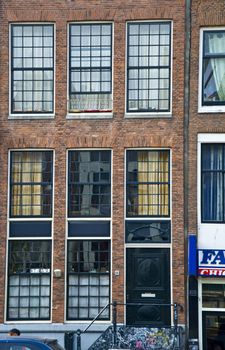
left=0, top=0, right=185, bottom=324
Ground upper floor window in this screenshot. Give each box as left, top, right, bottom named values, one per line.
left=11, top=24, right=54, bottom=115
left=10, top=151, right=53, bottom=217
left=126, top=150, right=170, bottom=217
left=68, top=150, right=111, bottom=217
left=199, top=29, right=225, bottom=113
left=69, top=23, right=112, bottom=114
left=201, top=144, right=225, bottom=222
left=126, top=22, right=171, bottom=114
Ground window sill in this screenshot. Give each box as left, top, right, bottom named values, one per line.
left=198, top=106, right=225, bottom=114
left=66, top=112, right=113, bottom=119
left=9, top=114, right=55, bottom=120
left=124, top=112, right=172, bottom=119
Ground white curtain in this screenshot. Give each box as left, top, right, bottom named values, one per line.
left=208, top=33, right=225, bottom=101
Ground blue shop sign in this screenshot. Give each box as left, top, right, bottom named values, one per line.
left=198, top=249, right=225, bottom=276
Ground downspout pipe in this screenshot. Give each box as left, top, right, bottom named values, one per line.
left=184, top=0, right=192, bottom=346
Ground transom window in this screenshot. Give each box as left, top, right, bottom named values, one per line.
left=11, top=24, right=54, bottom=114
left=68, top=150, right=111, bottom=217
left=126, top=22, right=171, bottom=113
left=201, top=144, right=225, bottom=222
left=69, top=23, right=112, bottom=113
left=10, top=151, right=53, bottom=217
left=7, top=240, right=51, bottom=321
left=126, top=150, right=170, bottom=217
left=67, top=240, right=110, bottom=320
left=202, top=30, right=225, bottom=106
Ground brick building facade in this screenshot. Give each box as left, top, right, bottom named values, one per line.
left=0, top=0, right=186, bottom=349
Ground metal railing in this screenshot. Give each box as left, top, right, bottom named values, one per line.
left=72, top=301, right=183, bottom=350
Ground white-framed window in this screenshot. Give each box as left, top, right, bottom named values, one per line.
left=68, top=23, right=113, bottom=118
left=199, top=28, right=225, bottom=113
left=125, top=149, right=171, bottom=243
left=6, top=150, right=54, bottom=321
left=198, top=279, right=225, bottom=350
left=10, top=23, right=55, bottom=118
left=66, top=149, right=112, bottom=321
left=198, top=134, right=225, bottom=248
left=126, top=21, right=172, bottom=117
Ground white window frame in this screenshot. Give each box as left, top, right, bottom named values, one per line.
left=65, top=148, right=113, bottom=323
left=198, top=27, right=225, bottom=114
left=66, top=22, right=114, bottom=120
left=9, top=23, right=56, bottom=120
left=198, top=134, right=225, bottom=248
left=5, top=149, right=55, bottom=323
left=125, top=20, right=173, bottom=119
left=198, top=279, right=225, bottom=350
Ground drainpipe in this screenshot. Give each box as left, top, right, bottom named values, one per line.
left=184, top=0, right=192, bottom=347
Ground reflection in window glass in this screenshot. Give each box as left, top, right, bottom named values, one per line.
left=202, top=284, right=225, bottom=308
left=67, top=240, right=110, bottom=320
left=7, top=240, right=51, bottom=320
left=68, top=150, right=111, bottom=217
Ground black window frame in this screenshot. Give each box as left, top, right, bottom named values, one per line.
left=68, top=150, right=111, bottom=218
left=10, top=150, right=54, bottom=218
left=11, top=23, right=54, bottom=115
left=126, top=149, right=170, bottom=218
left=126, top=21, right=171, bottom=113
left=202, top=30, right=225, bottom=107
left=67, top=239, right=111, bottom=321
left=68, top=23, right=113, bottom=113
left=7, top=239, right=52, bottom=321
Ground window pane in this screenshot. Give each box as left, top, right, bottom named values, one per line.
left=11, top=24, right=54, bottom=114
left=68, top=150, right=111, bottom=217
left=7, top=240, right=51, bottom=321
left=67, top=240, right=110, bottom=320
left=201, top=144, right=225, bottom=222
left=10, top=151, right=53, bottom=217
left=202, top=284, right=225, bottom=308
left=203, top=58, right=225, bottom=104
left=69, top=23, right=112, bottom=112
left=127, top=150, right=170, bottom=217
left=127, top=22, right=171, bottom=113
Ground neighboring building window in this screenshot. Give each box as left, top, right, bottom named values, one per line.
left=202, top=30, right=225, bottom=107
left=11, top=24, right=54, bottom=114
left=126, top=150, right=170, bottom=217
left=69, top=23, right=112, bottom=113
left=68, top=150, right=111, bottom=217
left=7, top=240, right=51, bottom=320
left=10, top=151, right=53, bottom=217
left=126, top=22, right=171, bottom=113
left=201, top=144, right=225, bottom=222
left=67, top=240, right=110, bottom=320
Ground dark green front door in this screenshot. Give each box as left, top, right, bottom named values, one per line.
left=126, top=248, right=171, bottom=326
